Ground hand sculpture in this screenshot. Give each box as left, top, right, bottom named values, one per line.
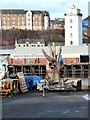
left=42, top=43, right=62, bottom=83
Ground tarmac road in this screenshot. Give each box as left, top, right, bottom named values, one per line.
left=1, top=90, right=90, bottom=119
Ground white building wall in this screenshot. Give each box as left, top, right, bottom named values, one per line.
left=65, top=5, right=82, bottom=46
left=61, top=45, right=88, bottom=58
left=44, top=15, right=49, bottom=30
left=0, top=12, right=1, bottom=29
left=26, top=10, right=32, bottom=30
left=78, top=16, right=82, bottom=45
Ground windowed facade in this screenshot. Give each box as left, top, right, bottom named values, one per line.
left=1, top=9, right=50, bottom=30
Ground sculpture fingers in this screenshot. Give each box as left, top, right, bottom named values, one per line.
left=42, top=49, right=54, bottom=62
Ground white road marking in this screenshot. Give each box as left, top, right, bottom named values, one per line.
left=62, top=110, right=70, bottom=114
left=75, top=110, right=79, bottom=113
left=83, top=94, right=90, bottom=100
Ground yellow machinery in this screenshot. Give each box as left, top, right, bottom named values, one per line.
left=0, top=79, right=19, bottom=97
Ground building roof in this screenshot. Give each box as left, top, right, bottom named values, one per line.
left=1, top=9, right=27, bottom=14
left=0, top=44, right=89, bottom=59
left=17, top=39, right=45, bottom=44
left=0, top=46, right=15, bottom=50
left=31, top=10, right=49, bottom=16
left=10, top=45, right=89, bottom=59
left=50, top=18, right=64, bottom=24
left=83, top=16, right=90, bottom=21
left=49, top=42, right=64, bottom=46
left=62, top=46, right=88, bottom=54
left=1, top=9, right=49, bottom=16
left=10, top=46, right=50, bottom=58
left=0, top=49, right=13, bottom=55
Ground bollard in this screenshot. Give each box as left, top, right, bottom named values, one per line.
left=43, top=87, right=45, bottom=97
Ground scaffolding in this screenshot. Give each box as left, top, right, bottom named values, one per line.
left=62, top=63, right=89, bottom=79
left=8, top=63, right=89, bottom=79
left=8, top=64, right=46, bottom=79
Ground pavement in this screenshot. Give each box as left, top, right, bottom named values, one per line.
left=1, top=90, right=90, bottom=119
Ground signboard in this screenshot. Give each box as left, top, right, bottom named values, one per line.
left=11, top=54, right=45, bottom=58
left=80, top=55, right=89, bottom=63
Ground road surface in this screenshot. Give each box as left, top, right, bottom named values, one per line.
left=1, top=90, right=90, bottom=119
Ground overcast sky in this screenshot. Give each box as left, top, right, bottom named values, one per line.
left=0, top=0, right=89, bottom=19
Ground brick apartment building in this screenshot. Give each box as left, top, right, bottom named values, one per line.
left=0, top=9, right=50, bottom=30
left=50, top=18, right=64, bottom=30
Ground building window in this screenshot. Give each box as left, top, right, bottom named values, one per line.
left=35, top=15, right=38, bottom=18
left=19, top=14, right=22, bottom=16
left=28, top=23, right=30, bottom=26
left=12, top=21, right=15, bottom=24
left=27, top=44, right=29, bottom=47
left=70, top=33, right=73, bottom=38
left=32, top=45, right=36, bottom=47
left=18, top=22, right=20, bottom=26
left=3, top=18, right=5, bottom=21
left=8, top=18, right=10, bottom=21
left=70, top=19, right=72, bottom=23
left=22, top=20, right=24, bottom=25
left=28, top=18, right=30, bottom=21
left=18, top=18, right=20, bottom=21
left=26, top=42, right=29, bottom=47
left=70, top=41, right=73, bottom=45
left=12, top=18, right=15, bottom=20
left=39, top=16, right=41, bottom=20
left=3, top=22, right=6, bottom=26
left=8, top=22, right=10, bottom=26
left=39, top=22, right=41, bottom=25
left=36, top=21, right=38, bottom=25
left=12, top=25, right=15, bottom=29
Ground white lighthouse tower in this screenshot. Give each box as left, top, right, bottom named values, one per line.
left=64, top=5, right=82, bottom=46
